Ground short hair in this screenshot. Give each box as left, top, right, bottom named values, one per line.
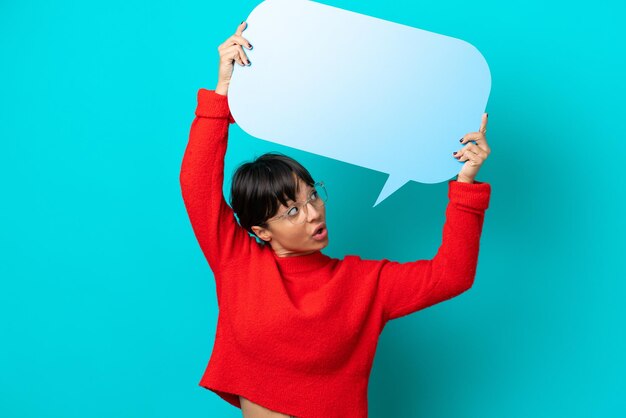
left=230, top=152, right=315, bottom=244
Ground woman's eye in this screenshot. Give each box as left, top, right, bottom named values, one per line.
left=311, top=191, right=318, bottom=200
left=287, top=207, right=299, bottom=216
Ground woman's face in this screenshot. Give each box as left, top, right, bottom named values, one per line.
left=251, top=177, right=329, bottom=257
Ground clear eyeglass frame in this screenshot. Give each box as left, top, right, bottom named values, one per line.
left=266, top=181, right=328, bottom=225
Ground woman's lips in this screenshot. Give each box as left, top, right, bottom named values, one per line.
left=312, top=224, right=328, bottom=240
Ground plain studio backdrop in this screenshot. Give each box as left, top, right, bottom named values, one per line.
left=0, top=0, right=623, bottom=417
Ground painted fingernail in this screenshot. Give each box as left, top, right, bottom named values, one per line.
left=453, top=152, right=457, bottom=155
left=459, top=138, right=463, bottom=142
left=249, top=44, right=253, bottom=49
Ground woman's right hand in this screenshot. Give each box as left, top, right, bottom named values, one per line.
left=216, top=21, right=253, bottom=95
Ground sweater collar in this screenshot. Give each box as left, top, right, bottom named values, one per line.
left=272, top=249, right=332, bottom=274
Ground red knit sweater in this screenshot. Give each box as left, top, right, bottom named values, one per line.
left=179, top=89, right=491, bottom=418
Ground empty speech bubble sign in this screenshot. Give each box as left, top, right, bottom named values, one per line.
left=227, top=0, right=491, bottom=207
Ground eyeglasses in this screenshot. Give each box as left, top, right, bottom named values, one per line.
left=266, top=181, right=328, bottom=225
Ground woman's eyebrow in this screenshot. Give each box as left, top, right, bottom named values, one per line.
left=299, top=188, right=315, bottom=199
left=285, top=186, right=314, bottom=205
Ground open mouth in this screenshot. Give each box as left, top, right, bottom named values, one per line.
left=312, top=223, right=327, bottom=239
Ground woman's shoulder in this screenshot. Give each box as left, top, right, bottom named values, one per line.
left=332, top=253, right=388, bottom=271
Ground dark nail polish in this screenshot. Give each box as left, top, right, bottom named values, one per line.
left=453, top=152, right=457, bottom=155
left=459, top=138, right=463, bottom=142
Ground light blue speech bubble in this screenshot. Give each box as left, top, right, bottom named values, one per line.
left=228, top=0, right=491, bottom=207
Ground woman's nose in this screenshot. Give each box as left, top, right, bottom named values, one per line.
left=305, top=202, right=322, bottom=221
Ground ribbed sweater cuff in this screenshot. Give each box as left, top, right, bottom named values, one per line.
left=448, top=179, right=491, bottom=211
left=195, top=88, right=236, bottom=123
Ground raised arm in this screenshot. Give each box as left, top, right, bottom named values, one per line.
left=179, top=89, right=256, bottom=276
left=377, top=179, right=491, bottom=321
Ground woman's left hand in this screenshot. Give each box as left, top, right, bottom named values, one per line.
left=453, top=113, right=491, bottom=182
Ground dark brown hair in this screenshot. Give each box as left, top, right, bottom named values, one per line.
left=230, top=152, right=315, bottom=244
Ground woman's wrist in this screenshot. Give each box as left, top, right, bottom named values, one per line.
left=215, top=80, right=229, bottom=96
left=456, top=175, right=474, bottom=183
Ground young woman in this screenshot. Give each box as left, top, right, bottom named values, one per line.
left=180, top=21, right=492, bottom=418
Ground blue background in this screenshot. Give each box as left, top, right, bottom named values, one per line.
left=1, top=0, right=623, bottom=417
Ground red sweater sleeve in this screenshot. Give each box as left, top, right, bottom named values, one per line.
left=378, top=179, right=491, bottom=321
left=179, top=88, right=256, bottom=282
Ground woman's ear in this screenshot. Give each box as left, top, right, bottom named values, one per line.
left=251, top=225, right=271, bottom=243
